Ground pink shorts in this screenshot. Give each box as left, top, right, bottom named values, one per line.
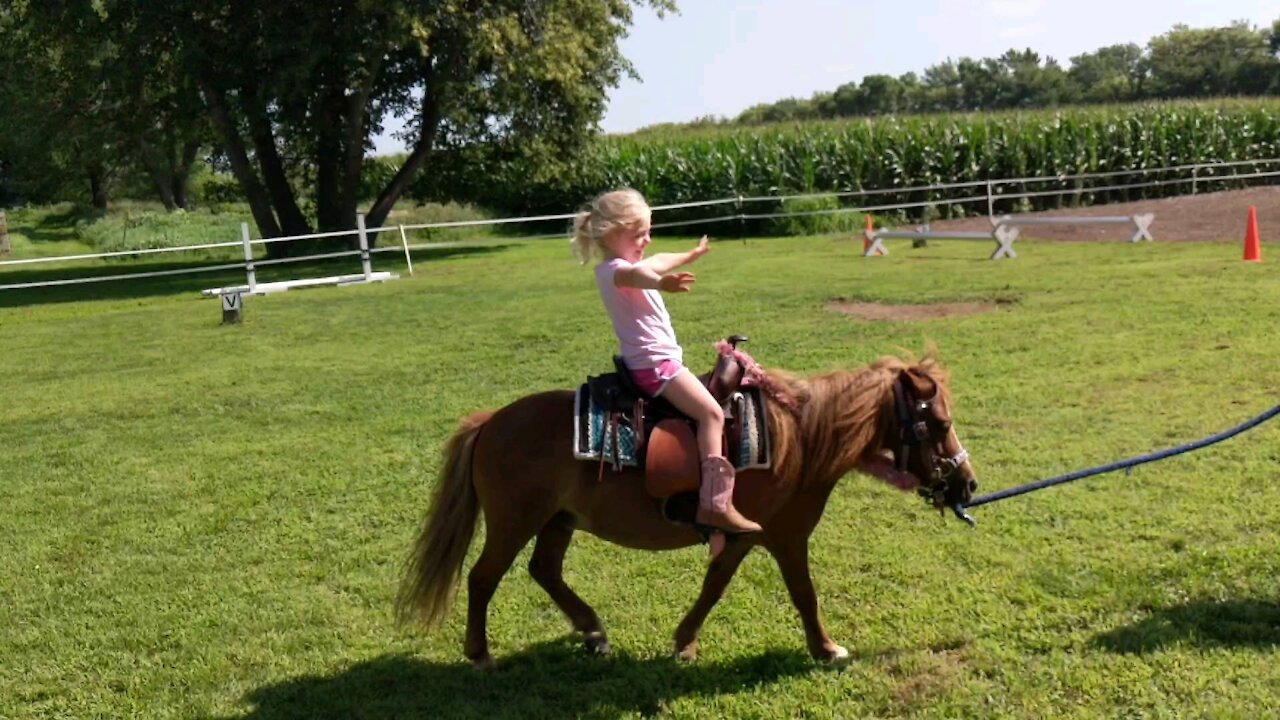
left=629, top=359, right=686, bottom=397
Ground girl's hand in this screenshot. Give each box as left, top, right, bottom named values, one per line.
left=658, top=272, right=696, bottom=293
left=689, top=236, right=709, bottom=260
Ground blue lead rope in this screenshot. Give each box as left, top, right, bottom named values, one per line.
left=952, top=402, right=1280, bottom=524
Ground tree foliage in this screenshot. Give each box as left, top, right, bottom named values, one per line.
left=0, top=0, right=671, bottom=252
left=0, top=1, right=210, bottom=210
left=667, top=18, right=1280, bottom=129
left=103, top=0, right=671, bottom=251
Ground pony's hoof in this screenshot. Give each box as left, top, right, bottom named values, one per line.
left=469, top=655, right=496, bottom=672
left=674, top=640, right=698, bottom=662
left=814, top=644, right=849, bottom=664
left=584, top=633, right=612, bottom=656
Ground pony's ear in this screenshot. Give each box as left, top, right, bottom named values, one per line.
left=921, top=341, right=940, bottom=363
left=902, top=367, right=937, bottom=400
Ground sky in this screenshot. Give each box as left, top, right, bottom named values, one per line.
left=372, top=0, right=1278, bottom=154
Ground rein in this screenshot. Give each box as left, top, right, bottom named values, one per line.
left=949, top=401, right=1280, bottom=527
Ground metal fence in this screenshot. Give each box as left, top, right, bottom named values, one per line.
left=3, top=157, right=1278, bottom=293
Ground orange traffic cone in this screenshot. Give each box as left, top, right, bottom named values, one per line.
left=1243, top=206, right=1261, bottom=262
left=863, top=214, right=877, bottom=255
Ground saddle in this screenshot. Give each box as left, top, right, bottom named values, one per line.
left=587, top=335, right=752, bottom=500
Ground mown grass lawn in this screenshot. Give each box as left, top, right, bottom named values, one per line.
left=2, top=222, right=1279, bottom=719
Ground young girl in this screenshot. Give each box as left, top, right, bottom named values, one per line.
left=572, top=189, right=761, bottom=538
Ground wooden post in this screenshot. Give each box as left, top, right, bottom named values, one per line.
left=0, top=211, right=10, bottom=255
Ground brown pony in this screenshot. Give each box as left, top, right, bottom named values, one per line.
left=398, top=353, right=978, bottom=668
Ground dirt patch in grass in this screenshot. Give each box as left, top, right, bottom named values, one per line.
left=885, top=643, right=973, bottom=706
left=826, top=298, right=1004, bottom=321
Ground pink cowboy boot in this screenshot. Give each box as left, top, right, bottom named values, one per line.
left=695, top=456, right=762, bottom=535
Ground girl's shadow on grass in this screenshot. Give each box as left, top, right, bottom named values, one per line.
left=211, top=638, right=815, bottom=720
left=1093, top=599, right=1280, bottom=654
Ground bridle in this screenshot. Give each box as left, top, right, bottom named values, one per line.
left=892, top=377, right=970, bottom=511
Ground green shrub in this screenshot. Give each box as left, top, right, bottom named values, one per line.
left=773, top=196, right=865, bottom=236
left=77, top=207, right=245, bottom=255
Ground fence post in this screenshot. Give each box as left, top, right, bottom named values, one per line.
left=241, top=222, right=256, bottom=292
left=1191, top=165, right=1198, bottom=195
left=736, top=194, right=746, bottom=244
left=0, top=211, right=9, bottom=255
left=357, top=213, right=372, bottom=281
left=986, top=181, right=994, bottom=221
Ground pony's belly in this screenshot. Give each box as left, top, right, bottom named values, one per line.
left=574, top=517, right=702, bottom=551
left=567, top=471, right=702, bottom=551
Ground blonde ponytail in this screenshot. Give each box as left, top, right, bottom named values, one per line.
left=571, top=209, right=596, bottom=263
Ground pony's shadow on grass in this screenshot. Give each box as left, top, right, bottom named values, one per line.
left=1093, top=599, right=1280, bottom=654
left=213, top=638, right=815, bottom=720
left=0, top=245, right=512, bottom=309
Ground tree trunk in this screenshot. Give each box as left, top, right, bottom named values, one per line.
left=314, top=86, right=347, bottom=236
left=200, top=80, right=282, bottom=240
left=172, top=141, right=199, bottom=210
left=365, top=88, right=443, bottom=231
left=138, top=139, right=178, bottom=211
left=88, top=167, right=109, bottom=210
left=336, top=56, right=382, bottom=241
left=243, top=87, right=311, bottom=241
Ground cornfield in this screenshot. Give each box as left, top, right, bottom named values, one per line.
left=413, top=99, right=1280, bottom=232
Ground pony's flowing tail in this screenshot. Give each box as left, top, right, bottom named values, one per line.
left=396, top=411, right=492, bottom=628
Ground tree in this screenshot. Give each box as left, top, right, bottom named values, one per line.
left=0, top=3, right=125, bottom=208
left=1068, top=44, right=1145, bottom=103
left=921, top=60, right=964, bottom=112
left=83, top=0, right=673, bottom=253
left=6, top=1, right=210, bottom=210
left=830, top=82, right=862, bottom=116
left=1146, top=22, right=1277, bottom=98
left=858, top=74, right=906, bottom=115
left=994, top=49, right=1075, bottom=108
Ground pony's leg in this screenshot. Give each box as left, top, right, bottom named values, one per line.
left=768, top=539, right=847, bottom=663
left=672, top=538, right=754, bottom=661
left=464, top=516, right=547, bottom=670
left=528, top=513, right=611, bottom=656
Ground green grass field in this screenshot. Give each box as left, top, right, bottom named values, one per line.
left=2, top=212, right=1279, bottom=719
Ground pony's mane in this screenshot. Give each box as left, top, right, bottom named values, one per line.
left=760, top=353, right=951, bottom=488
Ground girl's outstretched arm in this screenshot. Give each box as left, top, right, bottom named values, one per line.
left=637, top=236, right=708, bottom=275
left=613, top=264, right=697, bottom=293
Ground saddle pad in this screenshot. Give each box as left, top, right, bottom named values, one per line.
left=574, top=383, right=639, bottom=467
left=573, top=384, right=772, bottom=471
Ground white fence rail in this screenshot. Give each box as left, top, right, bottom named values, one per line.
left=2, top=157, right=1278, bottom=293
